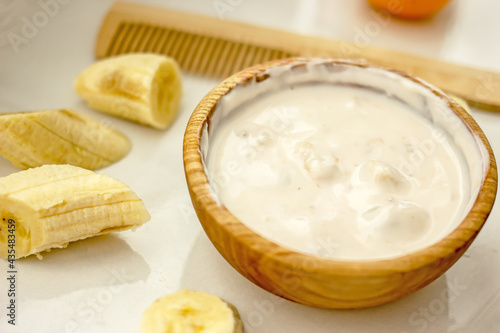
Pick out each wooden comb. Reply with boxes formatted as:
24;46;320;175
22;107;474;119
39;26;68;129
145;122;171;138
96;1;500;111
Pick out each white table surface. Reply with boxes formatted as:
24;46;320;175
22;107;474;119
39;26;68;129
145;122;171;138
1;1;500;332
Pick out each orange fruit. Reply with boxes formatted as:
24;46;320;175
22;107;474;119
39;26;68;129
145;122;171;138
367;0;451;20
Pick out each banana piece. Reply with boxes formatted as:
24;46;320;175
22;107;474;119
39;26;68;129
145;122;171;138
358;160;411;194
0;164;150;259
141;289;244;333
74;53;183;129
0;109;131;170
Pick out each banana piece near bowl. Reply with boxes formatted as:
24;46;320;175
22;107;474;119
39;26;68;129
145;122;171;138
141;289;244;333
0;109;131;170
0;164;150;259
74;53;183;129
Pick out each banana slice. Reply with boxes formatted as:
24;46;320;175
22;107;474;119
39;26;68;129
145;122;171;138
74;53;183;129
141;289;244;333
0;109;131;170
0;164;150;259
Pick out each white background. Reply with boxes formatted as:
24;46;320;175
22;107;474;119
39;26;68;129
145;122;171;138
1;0;500;332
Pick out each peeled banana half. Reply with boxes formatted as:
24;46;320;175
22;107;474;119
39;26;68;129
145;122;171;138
0;109;131;170
141;289;244;333
0;164;150;259
75;53;183;129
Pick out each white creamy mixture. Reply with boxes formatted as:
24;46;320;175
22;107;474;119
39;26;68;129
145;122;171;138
206;75;473;260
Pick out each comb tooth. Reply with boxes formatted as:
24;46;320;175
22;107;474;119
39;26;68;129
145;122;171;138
142;26;160;52
270;48;283;60
175;32;195;70
134;25;154;52
195;37;218;77
222;42;243;79
272;49;282;61
120;23;141;54
230;43;251;74
247;46;265;69
104;22;120;56
152;28;172;54
184;35;208;75
213;41;235;78
238;44;254;69
260;47;274;64
107;22;130;56
274;49;289;60
268;49;278;61
243;44;263;69
161;30;181;56
168;31;188;60
205;39;226;78
128;23;148;52
157;29;177;55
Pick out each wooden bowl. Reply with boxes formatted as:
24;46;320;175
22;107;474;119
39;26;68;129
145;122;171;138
183;58;497;309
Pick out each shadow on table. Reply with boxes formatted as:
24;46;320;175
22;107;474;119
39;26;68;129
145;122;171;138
16;233;150;300
181;232;458;333
0;156;19;177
